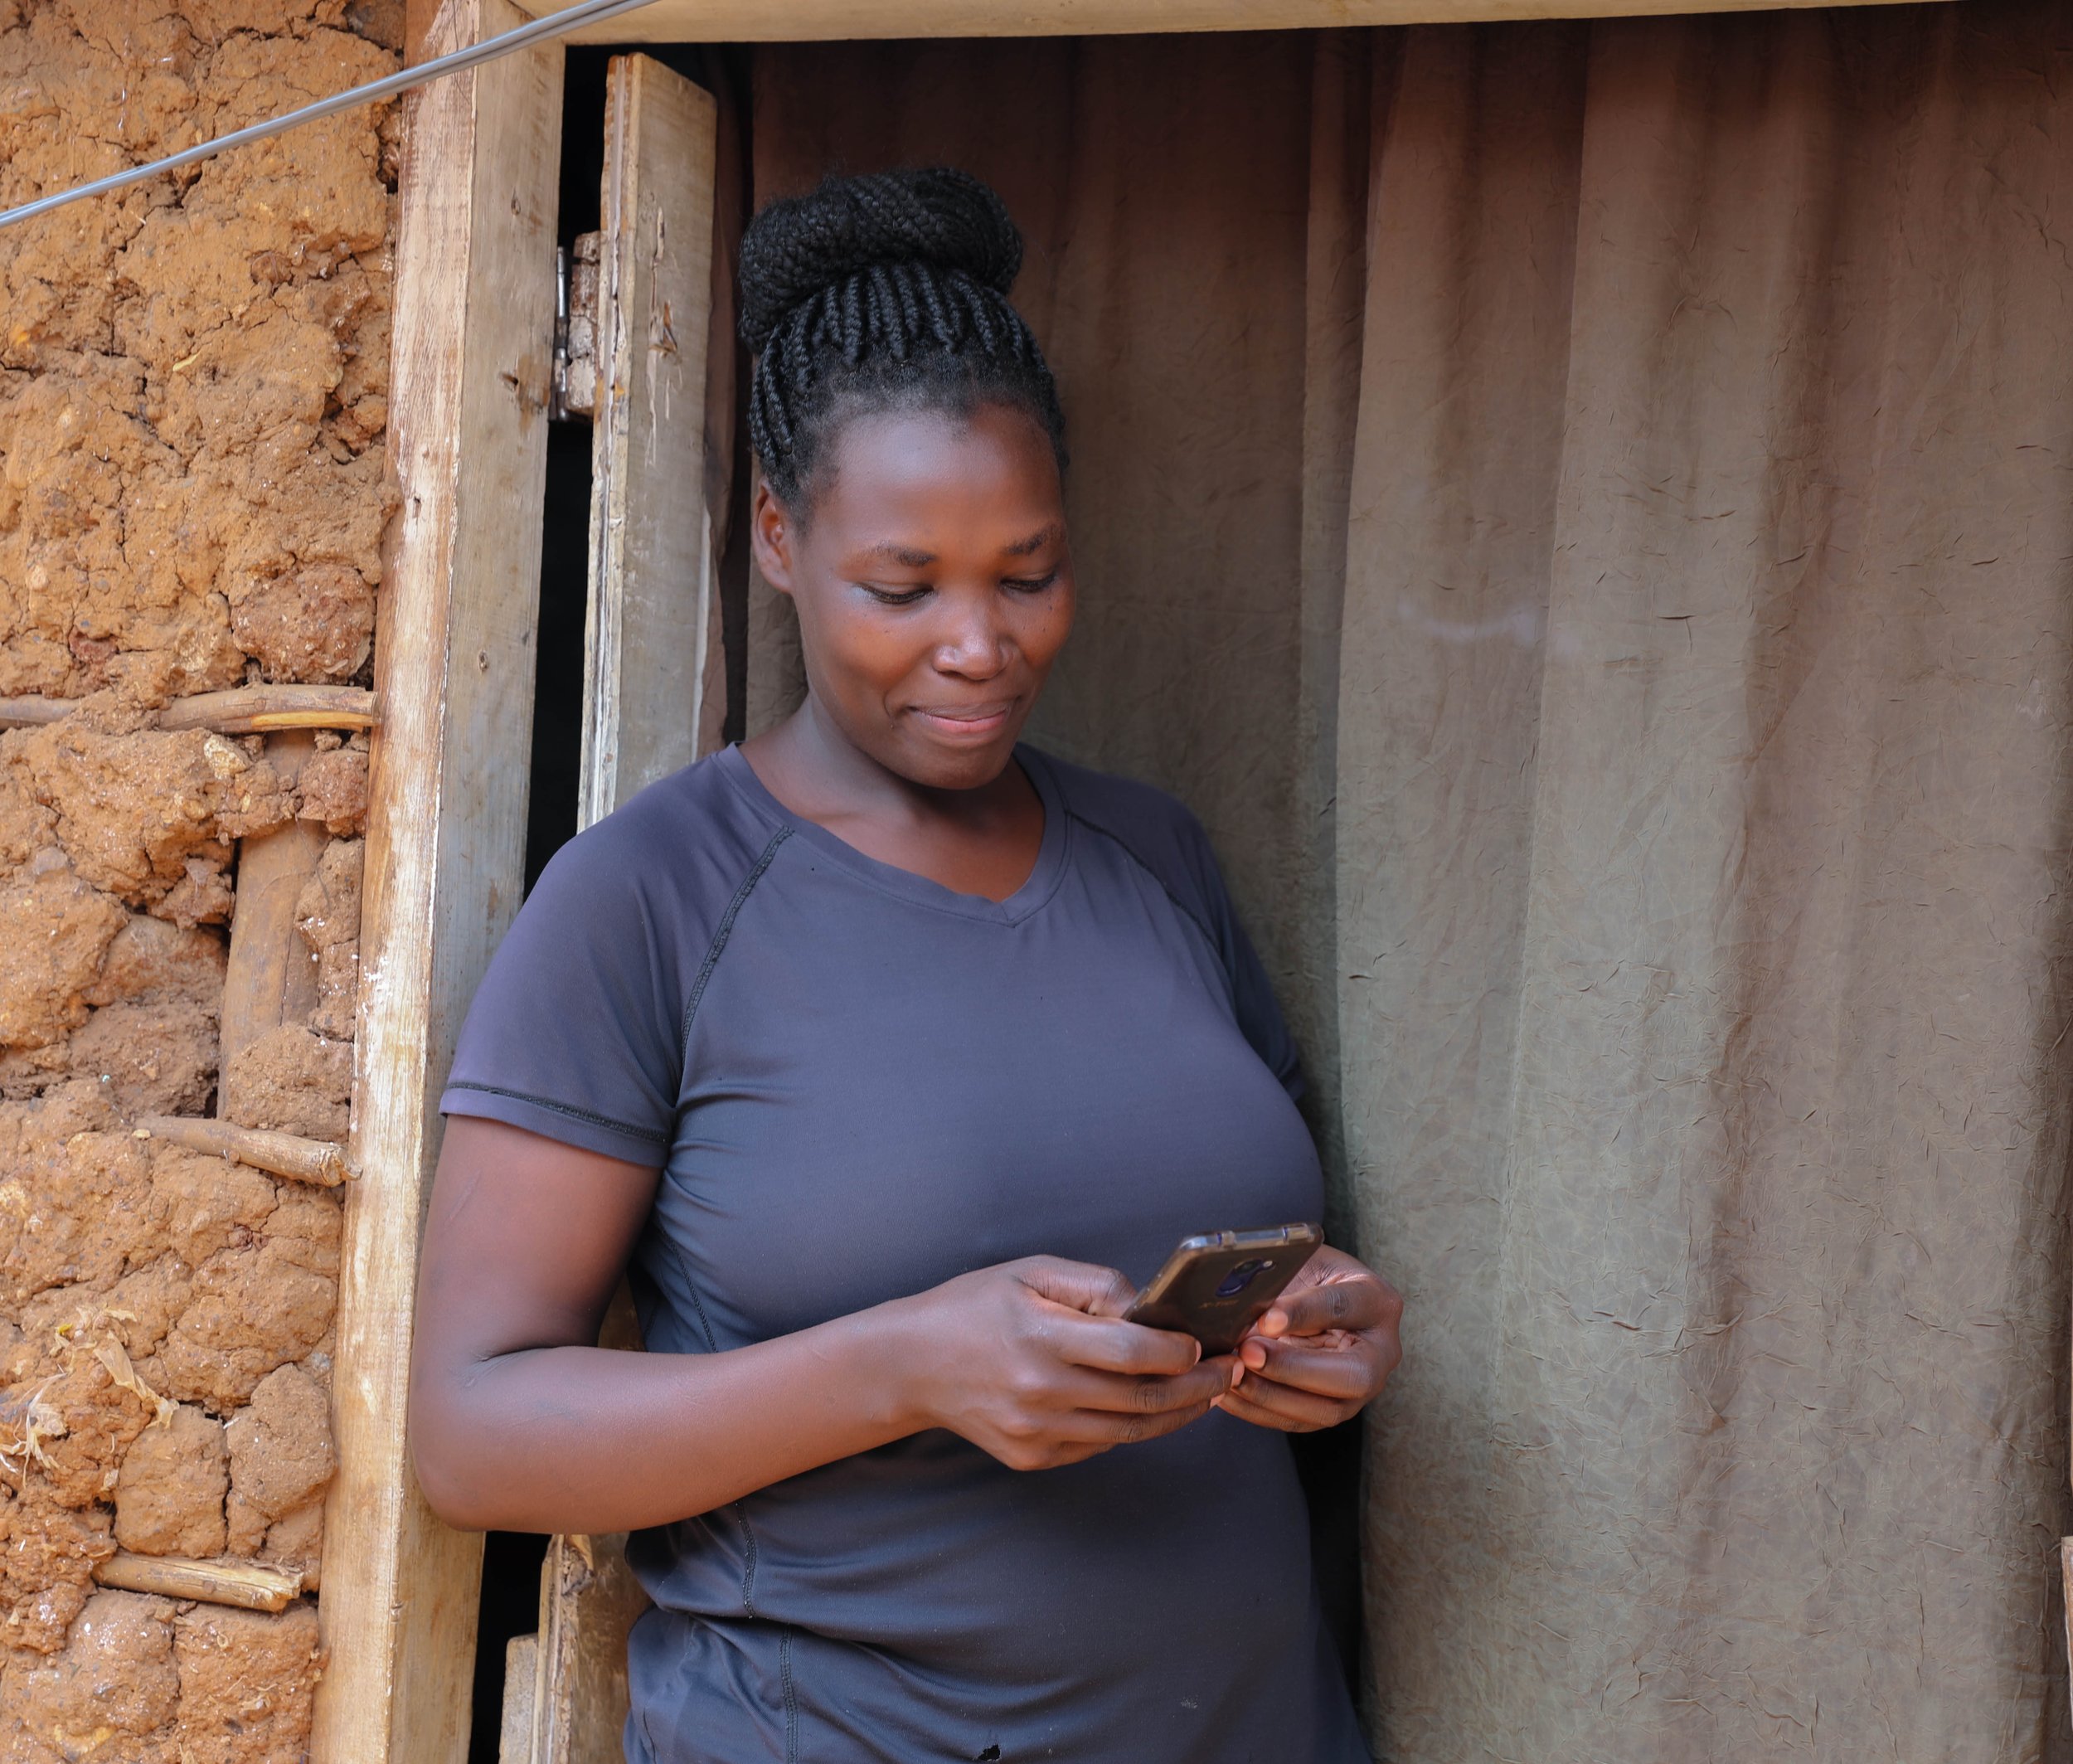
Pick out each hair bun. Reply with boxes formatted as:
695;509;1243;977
738;168;1024;356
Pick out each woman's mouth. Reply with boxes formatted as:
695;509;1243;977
909;701;1017;741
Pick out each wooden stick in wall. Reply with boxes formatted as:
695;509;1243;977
95;1551;304;1613
0;696;71;728
137;1115;353;1187
0;685;377;735
160;685;378;734
216;731;330;1104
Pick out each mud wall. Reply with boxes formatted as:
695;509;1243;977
0;2;401;1757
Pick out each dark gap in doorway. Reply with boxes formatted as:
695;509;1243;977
467;412;590;1764
1291;1420;1366;1703
466;44;611;1763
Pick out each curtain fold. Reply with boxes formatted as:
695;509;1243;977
1343;6;2073;1757
1334;20;1589;1757
743;8;2073;1754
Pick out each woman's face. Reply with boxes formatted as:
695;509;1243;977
751;401;1075;792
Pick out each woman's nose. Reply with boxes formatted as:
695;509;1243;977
932;593;1012;678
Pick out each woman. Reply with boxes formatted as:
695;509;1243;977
410;168;1403;1763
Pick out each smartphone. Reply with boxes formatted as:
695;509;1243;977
1124;1223;1323;1355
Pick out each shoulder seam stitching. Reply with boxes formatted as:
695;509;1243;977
680;827;793;1062
1063;807;1222;956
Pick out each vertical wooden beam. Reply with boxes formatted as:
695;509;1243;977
313;3;564;1759
579;54;723;824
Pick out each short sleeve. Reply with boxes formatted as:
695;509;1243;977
439;819;690;1167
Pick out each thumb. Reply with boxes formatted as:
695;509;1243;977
1015;1256;1138;1319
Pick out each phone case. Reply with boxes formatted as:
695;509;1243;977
1124;1223;1323;1354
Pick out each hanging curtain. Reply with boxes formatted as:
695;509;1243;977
1342;7;2073;1758
744;5;2073;1753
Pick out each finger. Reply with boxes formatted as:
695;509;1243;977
1260;1275;1389;1340
1015;1256;1139;1321
1212;1387;1347;1433
1235;1336;1381;1402
1066;1397;1217;1448
1059;1358;1231;1417
1046;1314;1203;1378
1228;1363;1359;1426
1216;1376;1352;1431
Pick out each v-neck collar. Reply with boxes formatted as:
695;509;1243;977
714;742;1070;927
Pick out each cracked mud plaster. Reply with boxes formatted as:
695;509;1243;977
0;3;399;1753
0;0;401;707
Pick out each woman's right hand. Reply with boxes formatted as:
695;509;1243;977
890;1256;1229;1471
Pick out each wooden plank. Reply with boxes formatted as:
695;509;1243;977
579;54;721;824
515;0;1930;44
96;1552;303;1613
137;1115;354;1188
528;1528;653;1764
310;2;565;1760
523;57;721;1762
499;1634;541;1764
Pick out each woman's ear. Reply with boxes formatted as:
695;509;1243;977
750;478;797;600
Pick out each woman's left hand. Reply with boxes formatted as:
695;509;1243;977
1213;1246;1403;1432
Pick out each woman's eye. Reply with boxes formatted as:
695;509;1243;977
1003;571;1058;595
860;584;930;607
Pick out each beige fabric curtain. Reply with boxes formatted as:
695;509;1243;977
745;6;2073;1754
1346;8;2073;1758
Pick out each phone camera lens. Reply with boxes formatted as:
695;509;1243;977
1215;1259;1270;1299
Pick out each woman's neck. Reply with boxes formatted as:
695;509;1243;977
740;695;1044;901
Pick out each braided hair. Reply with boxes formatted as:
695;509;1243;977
739;168;1067;510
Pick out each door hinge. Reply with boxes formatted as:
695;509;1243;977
551;232;601;423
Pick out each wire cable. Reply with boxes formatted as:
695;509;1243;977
0;0;665;234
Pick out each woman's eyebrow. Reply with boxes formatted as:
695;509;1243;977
1003;525;1062;557
859;542;937;567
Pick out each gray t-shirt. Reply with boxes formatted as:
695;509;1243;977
443;744;1367;1764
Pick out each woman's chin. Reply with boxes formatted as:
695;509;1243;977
887;724;1023;793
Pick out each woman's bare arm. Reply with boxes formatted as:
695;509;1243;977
408;1117;1229;1534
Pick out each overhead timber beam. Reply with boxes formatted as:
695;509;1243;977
312;1;564;1759
513;0;1928;44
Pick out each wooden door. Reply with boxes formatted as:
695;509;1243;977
499;51;722;1764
